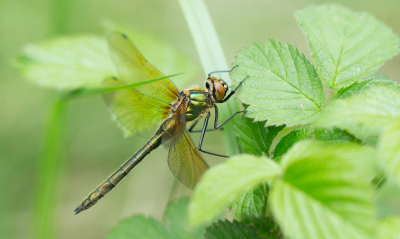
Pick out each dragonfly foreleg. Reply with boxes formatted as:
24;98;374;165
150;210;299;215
188;118;222;133
197;112;229;158
218;75;249;103
207;65;238;77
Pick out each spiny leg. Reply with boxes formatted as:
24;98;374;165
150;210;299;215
218;76;249;103
197;112;229;158
188;118;222;133
214;105;245;129
208;65;238;77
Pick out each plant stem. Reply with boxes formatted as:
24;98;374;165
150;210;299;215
178;0;240;155
33;0;71;236
33;97;68;239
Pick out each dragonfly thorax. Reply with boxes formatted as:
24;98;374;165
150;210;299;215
205;76;228;103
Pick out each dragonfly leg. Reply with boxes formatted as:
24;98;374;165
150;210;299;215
218;75;249;103
207;65;238;77
197;112;229;158
214;105;245;129
189;118;222;133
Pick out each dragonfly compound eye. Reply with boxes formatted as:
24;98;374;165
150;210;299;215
213;80;227;102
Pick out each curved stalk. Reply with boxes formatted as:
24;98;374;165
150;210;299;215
178;0;240;155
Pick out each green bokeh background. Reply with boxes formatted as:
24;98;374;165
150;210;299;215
1;0;399;238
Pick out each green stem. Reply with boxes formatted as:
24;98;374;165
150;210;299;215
33;97;68;239
33;0;71;237
51;0;70;35
178;0;239;155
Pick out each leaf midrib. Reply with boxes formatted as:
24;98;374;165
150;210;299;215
252;43;322;110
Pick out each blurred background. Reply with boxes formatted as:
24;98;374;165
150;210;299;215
1;0;399;238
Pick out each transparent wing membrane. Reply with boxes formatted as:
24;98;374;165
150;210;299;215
165;103;209;188
168;129;209;189
108;33;179;104
103;77;170;138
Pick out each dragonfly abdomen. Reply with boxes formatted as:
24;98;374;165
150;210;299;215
74;131;163;214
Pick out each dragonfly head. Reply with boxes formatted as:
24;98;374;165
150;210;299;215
205;76;229;103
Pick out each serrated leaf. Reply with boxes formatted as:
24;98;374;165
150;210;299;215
377;121;400;186
226;183;268;216
241;215;281;239
270;140;376;239
332;78;400;99
234;115;285;157
313;86;400;140
15;35;117;90
205;220;258;239
274;126;361;159
107;198;205;239
189;155;281;226
376;217;400;238
230;41;325;126
296;4;400;90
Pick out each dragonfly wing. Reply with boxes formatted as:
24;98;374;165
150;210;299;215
166;102;209;189
108;33;179;104
168;129;209;189
103;77;170;138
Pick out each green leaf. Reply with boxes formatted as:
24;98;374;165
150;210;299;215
377;121;400;186
230;114;283;216
205;220;258;239
15;35;117;90
226;183;268;216
230;41;325;126
274;126;361;159
107;198;205;239
107;215;170;239
269;140;376;239
313;86;400;140
189;155;281;226
296;4;400;90
376;181;400;218
240;215;281;239
332;78;400;99
376;217;400;238
234;115;285;157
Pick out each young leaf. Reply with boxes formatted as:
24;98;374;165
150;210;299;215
296;4;400;90
189;155;281;226
332;78;400;99
226;183;268;216
205;220;258;239
376;217;400;238
274;126;361;159
15;35;117;90
107;198;205;239
377;121;400;186
234;115;285;157
230;41;325;127
313;86;400;140
269;140;376;239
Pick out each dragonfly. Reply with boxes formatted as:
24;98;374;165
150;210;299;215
74;33;247;214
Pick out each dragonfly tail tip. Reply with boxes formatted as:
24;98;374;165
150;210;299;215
74;204;85;215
